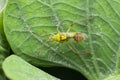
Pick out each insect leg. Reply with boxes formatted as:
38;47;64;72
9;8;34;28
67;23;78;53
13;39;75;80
66;22;76;32
57;26;60;33
66;17;93;32
67;42;90;54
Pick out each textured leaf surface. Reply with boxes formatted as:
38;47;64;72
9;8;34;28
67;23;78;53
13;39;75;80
2;55;60;80
4;0;120;80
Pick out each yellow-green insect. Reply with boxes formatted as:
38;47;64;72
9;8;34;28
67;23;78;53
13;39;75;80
49;32;87;42
49;19;88;43
33;18;91;54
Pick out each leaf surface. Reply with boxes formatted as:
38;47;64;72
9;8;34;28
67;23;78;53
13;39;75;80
4;0;120;80
2;55;60;80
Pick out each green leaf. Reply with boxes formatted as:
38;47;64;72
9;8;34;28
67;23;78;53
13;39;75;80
3;0;120;80
2;55;60;80
0;0;9;78
0;0;9;69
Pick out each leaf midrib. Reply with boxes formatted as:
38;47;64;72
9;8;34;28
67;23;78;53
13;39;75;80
86;0;100;79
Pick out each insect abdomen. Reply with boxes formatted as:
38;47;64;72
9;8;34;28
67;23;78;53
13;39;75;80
73;32;87;42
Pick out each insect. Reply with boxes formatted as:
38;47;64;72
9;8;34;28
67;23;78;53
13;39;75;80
33;17;92;54
49;32;87;42
49;18;90;43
